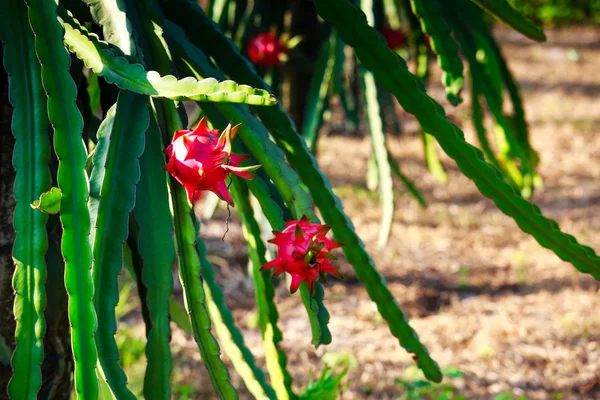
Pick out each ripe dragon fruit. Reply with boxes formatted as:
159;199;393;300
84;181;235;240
261;217;344;293
164;118;259;205
248;32;290;67
378;27;407;50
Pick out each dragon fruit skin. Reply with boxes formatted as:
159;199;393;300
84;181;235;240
261;217;344;293
248;33;289;67
164;118;259;205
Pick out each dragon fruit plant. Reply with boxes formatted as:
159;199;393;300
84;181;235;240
1;0;599;399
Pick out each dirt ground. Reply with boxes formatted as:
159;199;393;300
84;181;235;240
169;26;600;399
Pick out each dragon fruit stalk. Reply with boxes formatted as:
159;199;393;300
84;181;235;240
164;117;259;205
261;217;344;293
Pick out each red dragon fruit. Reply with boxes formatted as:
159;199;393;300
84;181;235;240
164;118;259;205
378;27;407;50
261;217;344;293
248;32;290;67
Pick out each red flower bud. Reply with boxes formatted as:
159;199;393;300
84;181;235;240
378;27;406;50
164;118;259;205
261;217;344;294
248;33;289;67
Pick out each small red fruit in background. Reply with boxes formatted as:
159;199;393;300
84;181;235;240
424;34;432;49
261;217;344;293
248;32;289;67
378;27;406;50
164;118;259;205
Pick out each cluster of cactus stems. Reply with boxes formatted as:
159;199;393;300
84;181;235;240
1;0;599;399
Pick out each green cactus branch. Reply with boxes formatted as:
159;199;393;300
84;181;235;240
89;91;147;400
26;0;98;397
1;1;50;398
409;0;464;105
57;6;276;105
313;0;600;280
133;117;176;400
469;0;546;42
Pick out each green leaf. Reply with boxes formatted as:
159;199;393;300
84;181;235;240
31;187;61;215
1;0;50;397
163;0;440;381
90;90;148;400
314;0;600;280
469;0;546;42
56;6;276;105
26;0;98;397
409;0;464;105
